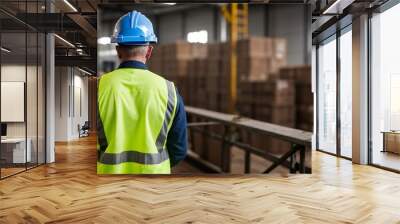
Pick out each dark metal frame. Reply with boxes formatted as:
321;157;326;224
186;107;312;174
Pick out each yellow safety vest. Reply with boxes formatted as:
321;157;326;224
97;67;177;174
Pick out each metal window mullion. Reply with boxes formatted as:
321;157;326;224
72;68;73;118
0;20;2;179
44;12;47;164
25;0;28;171
367;11;373;165
316;44;320;150
336;29;341;157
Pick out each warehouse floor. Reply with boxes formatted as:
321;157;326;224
1;136;400;223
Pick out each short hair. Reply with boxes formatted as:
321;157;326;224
116;45;149;57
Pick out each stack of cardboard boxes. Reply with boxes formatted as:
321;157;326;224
148;38;312;165
238;79;296;154
237;37;287;81
204;43;230;112
276;66;313;131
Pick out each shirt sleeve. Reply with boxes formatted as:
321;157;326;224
166;90;188;167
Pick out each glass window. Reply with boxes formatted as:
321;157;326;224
339;28;352;158
1;16;28;178
317;36;337;154
0;0;46;179
371;3;400;171
187;30;208;43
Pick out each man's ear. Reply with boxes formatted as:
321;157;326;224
146;45;153;60
116;45;122;59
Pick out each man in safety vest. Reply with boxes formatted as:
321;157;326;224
97;11;188;174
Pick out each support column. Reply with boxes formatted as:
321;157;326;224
312;45;317;150
46;0;55;163
352;14;369;164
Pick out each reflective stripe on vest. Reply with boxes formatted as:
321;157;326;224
98;80;175;165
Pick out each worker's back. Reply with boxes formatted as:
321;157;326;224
97;67;177;174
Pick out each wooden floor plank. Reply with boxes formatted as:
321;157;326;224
0;136;399;223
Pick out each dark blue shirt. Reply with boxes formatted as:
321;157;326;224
119;60;188;167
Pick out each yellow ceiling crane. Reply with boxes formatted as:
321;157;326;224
221;3;249;113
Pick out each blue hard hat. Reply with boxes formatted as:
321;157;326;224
111;11;157;45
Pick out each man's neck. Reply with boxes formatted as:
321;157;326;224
121;57;146;64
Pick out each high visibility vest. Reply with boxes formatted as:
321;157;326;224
97;67;177;174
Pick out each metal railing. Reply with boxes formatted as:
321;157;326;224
186;106;312;174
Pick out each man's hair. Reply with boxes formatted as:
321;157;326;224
117;45;149;57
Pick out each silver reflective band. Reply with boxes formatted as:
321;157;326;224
155;81;176;152
98;80;176;165
100;148;169;165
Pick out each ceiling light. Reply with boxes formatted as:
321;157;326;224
54;34;75;48
162;3;176;5
1;47;11;53
63;0;78;12
97;37;111;45
77;67;93;76
323;0;354;15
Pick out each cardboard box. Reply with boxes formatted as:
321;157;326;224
296;83;313;105
205;126;225;167
148;58;163;75
238;37;269;57
192;43;208;59
162;59;191;77
278;65;311;84
271;38;287;60
296;105;313;124
162;41;192;60
207;59;222;76
238;56;271;81
207;43;222;60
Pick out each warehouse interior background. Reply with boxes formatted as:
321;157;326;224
98;3;312;174
0;0;400;222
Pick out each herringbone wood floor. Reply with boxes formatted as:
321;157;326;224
1;136;400;223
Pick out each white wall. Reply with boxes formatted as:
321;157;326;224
267;5;309;65
55;67;89;141
249;6;266;36
156;5;309;65
159;13;184;43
